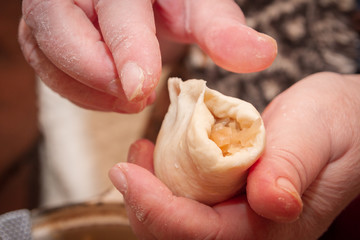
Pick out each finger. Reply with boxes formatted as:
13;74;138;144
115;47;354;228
22;0;119;96
19;19;149;113
213;197;275;239
74;0;96;21
154;0;277;73
246;78;337;222
298;157;360;238
127;139;155;173
94;0;161;102
109;163;222;240
114;138;155;239
146;91;157;106
109;163;282;239
298;74;360;235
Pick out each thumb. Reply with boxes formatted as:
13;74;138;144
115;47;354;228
246;80;333;222
109;140;221;239
154;0;277;73
109;163;222;240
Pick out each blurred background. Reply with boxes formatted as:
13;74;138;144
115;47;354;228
0;0;40;214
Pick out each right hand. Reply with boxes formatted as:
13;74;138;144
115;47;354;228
18;0;277;113
109;72;360;239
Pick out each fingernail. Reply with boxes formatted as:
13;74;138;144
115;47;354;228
276;177;303;221
128;142;141;163
276;177;302;208
256;33;278;58
108;79;121;96
120;62;145;101
111;163;128;194
258;33;277;47
276;177;298;197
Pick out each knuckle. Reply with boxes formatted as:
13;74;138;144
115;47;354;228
273;147;308;193
18;21;39;66
129;201;150;224
109;32;131;55
22;0;45;22
22;0;56;27
104;25;136;55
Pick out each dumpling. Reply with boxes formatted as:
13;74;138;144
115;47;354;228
153;78;265;205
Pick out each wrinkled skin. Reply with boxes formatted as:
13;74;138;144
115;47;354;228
109;72;360;240
18;0;276;113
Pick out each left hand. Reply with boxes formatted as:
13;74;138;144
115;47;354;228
109;72;360;239
19;0;276;113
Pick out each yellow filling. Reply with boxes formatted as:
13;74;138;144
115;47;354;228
209;117;261;156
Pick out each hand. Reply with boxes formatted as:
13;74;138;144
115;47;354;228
18;0;277;113
109;72;360;239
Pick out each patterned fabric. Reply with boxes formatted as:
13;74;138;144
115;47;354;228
0;209;32;240
184;0;358;111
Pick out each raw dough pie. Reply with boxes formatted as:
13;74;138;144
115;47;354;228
154;78;265;205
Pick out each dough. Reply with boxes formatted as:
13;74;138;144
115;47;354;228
154;78;265;205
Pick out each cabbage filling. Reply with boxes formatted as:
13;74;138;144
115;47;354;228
209;117;261;156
